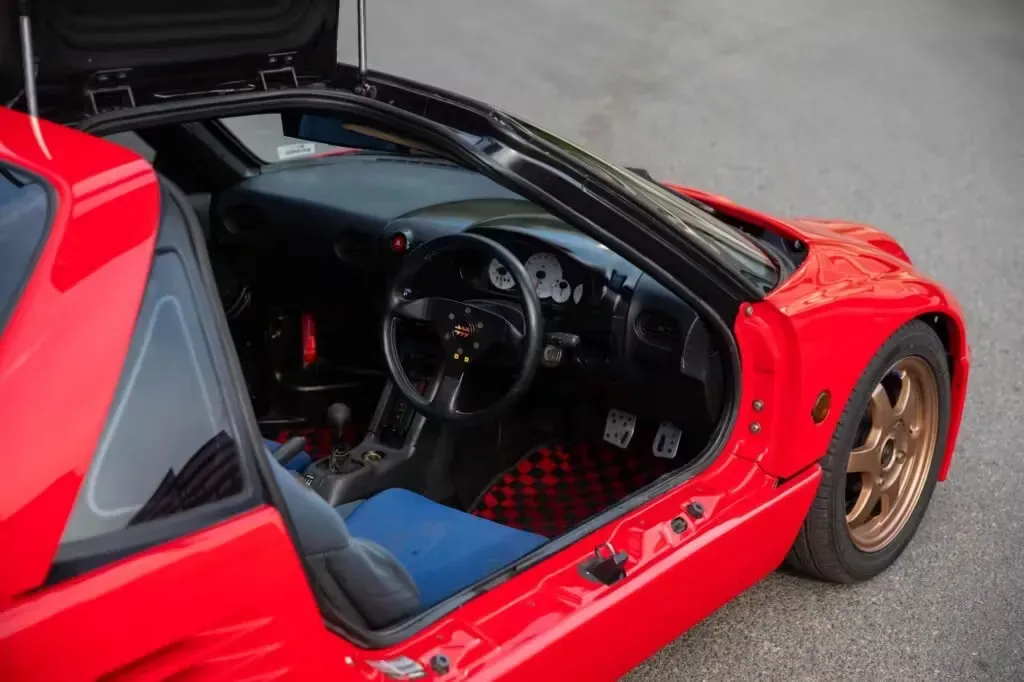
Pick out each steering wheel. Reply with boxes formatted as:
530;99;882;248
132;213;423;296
381;233;543;422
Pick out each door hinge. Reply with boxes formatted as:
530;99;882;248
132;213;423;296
258;53;299;90
578;542;629;585
86;69;135;114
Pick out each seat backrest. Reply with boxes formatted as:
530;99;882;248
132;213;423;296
267;456;420;629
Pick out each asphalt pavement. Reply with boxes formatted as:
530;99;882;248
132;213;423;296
248;0;1024;678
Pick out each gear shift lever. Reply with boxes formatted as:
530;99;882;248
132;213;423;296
326;403;353;472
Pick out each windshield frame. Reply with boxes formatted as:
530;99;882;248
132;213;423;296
506;118;780;294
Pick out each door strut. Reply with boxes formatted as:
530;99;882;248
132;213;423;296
353;0;377;98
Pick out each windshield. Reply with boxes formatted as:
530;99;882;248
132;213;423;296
512;120;779;293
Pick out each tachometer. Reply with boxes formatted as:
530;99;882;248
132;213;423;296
551;279;572;303
488;258;516;291
524;252;562;299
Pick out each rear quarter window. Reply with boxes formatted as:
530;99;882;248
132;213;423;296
0;165;50;333
59;249;248;545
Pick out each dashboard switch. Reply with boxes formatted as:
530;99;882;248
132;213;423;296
542;344;564;367
389;231;410;252
545;332;581;349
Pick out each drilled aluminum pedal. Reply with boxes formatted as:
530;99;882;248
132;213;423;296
652;421;683;459
603;409;637;449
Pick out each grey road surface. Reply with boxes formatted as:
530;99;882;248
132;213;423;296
233;0;1023;678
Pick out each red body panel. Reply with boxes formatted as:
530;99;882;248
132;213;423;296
0;508;328;682
358;458;820;681
670;184;970;482
0;108;967;682
0;109;160;599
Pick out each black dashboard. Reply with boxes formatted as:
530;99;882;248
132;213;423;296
212;152;723;407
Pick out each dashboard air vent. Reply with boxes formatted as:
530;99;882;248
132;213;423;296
636;310;680;348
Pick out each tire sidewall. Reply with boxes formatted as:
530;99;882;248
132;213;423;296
828;322;952;579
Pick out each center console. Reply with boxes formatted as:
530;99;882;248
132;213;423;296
302;377;436;506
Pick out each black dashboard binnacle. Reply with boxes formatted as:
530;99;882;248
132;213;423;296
212;152;723;403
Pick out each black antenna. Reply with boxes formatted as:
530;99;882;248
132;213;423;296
18;0;39;118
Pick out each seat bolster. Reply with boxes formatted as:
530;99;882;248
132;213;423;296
317;538;420;629
268;454;420;627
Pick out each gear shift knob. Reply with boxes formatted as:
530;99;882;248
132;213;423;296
326;403;352;437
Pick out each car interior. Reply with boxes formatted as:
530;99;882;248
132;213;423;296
108;115;732;630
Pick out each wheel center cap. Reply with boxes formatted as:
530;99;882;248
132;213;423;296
881;438;896;471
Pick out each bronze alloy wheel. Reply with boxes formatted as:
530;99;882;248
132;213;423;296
845;356;940;552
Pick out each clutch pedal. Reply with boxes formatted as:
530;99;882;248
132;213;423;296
603;409;637;449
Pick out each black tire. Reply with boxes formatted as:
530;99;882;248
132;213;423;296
786;320;951;583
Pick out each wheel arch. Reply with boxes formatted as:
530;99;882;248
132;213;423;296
916;310;970;481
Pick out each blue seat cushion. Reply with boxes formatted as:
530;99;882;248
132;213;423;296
263;438;313;473
345;488;547;610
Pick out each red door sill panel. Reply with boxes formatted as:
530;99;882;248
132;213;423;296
359;457;821;682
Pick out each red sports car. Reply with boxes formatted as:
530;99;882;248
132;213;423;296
0;1;969;680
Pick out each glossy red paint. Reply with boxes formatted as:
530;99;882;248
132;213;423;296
0;108;160;599
314;459;820;681
0;507;332;681
303;300;822;680
0;105;968;682
669;183;969;482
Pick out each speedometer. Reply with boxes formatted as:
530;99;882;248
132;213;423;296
488;258;516;291
523;252;562;299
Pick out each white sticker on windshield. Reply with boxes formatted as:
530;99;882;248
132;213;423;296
276;142;316;160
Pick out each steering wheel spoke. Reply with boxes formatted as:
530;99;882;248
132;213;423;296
429;367;465;417
501;318;525;349
382;233;543;422
391;295;436;322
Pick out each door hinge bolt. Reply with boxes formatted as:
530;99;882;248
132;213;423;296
753;399;764;411
685;501;705;519
750;422;762;433
670;517;688;533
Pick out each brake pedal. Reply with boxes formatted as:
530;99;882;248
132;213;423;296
652;421;683;459
603;409;637;449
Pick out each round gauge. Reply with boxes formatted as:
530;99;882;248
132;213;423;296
524;252;563;299
572;283;584;304
551;279;572;303
487;258;516;291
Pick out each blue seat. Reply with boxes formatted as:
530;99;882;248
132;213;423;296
267;455;547;626
263;438;313;473
343;488;547;610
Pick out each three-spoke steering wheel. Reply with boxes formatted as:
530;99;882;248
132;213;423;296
381;233;543;422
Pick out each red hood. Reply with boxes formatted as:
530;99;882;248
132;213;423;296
667;183;912;264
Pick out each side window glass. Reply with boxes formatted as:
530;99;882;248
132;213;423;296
0;165;50;331
60;248;249;545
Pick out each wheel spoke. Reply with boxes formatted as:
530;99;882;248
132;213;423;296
891;369;917;426
878;473;900;516
847;475;880;528
848;429;883;477
868;383;896;429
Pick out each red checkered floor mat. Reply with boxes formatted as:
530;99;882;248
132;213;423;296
468;442;671;537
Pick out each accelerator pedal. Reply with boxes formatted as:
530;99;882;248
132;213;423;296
652;421;683;459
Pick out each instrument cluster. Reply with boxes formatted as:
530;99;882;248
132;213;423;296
486;251;585;304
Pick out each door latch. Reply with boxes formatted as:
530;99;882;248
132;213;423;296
578;542;629;585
